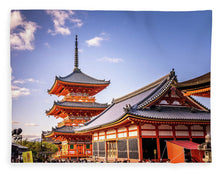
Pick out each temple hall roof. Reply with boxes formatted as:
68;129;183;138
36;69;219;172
76;70;210;132
76;72;172;131
175;72;210;90
128;106;210;121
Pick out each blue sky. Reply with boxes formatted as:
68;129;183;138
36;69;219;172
11;10;211;140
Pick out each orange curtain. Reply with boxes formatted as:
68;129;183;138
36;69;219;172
167;141;185;163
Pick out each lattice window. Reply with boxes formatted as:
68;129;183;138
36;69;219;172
117;139;127;158
93;142;98;156
128;138;139;159
98;141;105;157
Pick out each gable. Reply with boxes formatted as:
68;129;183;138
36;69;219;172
141;85;209;111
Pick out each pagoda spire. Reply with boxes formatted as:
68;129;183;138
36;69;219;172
74;35;79;70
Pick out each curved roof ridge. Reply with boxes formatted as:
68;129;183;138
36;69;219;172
114;73;170;104
57;68;110;84
136;75;175;109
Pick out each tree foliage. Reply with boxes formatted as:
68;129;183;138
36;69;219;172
18;139;58;162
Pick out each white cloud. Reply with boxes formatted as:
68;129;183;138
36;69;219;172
11;73;40;98
26;78;40;83
24;123;39;126
46;10;83;36
13;78;40;84
10;11;23;30
11;85;30;98
85;33;109;47
86;36;104;47
97;57;124;63
10;11;39;51
13;80;25;84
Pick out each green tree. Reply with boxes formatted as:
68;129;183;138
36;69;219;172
18;140;58;162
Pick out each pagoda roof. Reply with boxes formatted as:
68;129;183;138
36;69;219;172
76;70;210;132
56;68;110;85
52;126;76;133
48;68;110;96
54;101;108;108
43;126;92;139
46;101;108;116
46;101;108;114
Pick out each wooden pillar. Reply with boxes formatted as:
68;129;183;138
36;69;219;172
68;142;70;160
188;125;192;141
115;128;118;160
172;125;176;140
137;125;143;162
105;131;107;162
155;125;161;161
126;126;130;160
203;125;207;137
83;143;85;156
97;132;99;141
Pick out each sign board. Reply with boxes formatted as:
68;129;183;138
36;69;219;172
22;151;33;163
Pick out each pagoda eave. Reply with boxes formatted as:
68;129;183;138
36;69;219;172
48;79;109;96
46;103;107;119
44;130;91;140
46;104;107;114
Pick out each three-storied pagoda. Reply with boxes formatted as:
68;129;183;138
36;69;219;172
44;35;110;160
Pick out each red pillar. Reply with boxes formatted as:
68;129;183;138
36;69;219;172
155;125;161;161
137;125;143;162
188;125;192;141
115;128;118;161
203;125;207;137
126;126;130;160
172;125;176;140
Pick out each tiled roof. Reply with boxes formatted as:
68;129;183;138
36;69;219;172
52;126;76;133
12;143;28;149
135;75;174;109
175;72;210;90
56;68;110;85
128;106;210;121
76;73;171;132
55;101;108;108
76;70;210;132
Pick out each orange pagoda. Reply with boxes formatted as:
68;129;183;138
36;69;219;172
43;35;110;160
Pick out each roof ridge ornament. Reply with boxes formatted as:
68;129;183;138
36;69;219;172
74;35;79;71
169;68;177;81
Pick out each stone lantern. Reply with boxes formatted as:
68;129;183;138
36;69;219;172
198;134;211;163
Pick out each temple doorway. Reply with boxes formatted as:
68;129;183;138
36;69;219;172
142;138;157;161
107;141;117;159
76;144;83;155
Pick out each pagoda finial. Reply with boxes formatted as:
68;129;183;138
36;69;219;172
74;35;79;70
